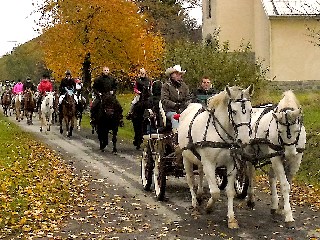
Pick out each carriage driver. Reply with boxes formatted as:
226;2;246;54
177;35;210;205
161;64;191;172
90;66;123;126
161;65;191;133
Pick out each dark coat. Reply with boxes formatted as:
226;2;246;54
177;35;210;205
23;81;36;92
161;79;190;113
192;87;217;105
59;77;76;95
92;74;117;95
135;76;151;101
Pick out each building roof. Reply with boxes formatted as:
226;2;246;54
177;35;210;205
261;0;320;17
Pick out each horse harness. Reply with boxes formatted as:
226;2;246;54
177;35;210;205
250;105;305;168
182;97;252;175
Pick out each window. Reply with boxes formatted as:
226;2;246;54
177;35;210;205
207;0;212;18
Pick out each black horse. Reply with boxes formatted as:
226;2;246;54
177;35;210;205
93;94;123;153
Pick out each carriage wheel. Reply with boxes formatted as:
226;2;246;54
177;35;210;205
141;141;154;191
154;153;166;201
216;167;228;190
234;171;249;199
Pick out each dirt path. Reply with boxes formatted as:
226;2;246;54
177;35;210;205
9;115;320;239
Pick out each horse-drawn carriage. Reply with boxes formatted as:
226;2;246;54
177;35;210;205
140;86;306;229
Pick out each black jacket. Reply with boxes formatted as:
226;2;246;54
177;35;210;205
92;74;117;95
23;81;36;92
60;77;76;95
192;87;217;104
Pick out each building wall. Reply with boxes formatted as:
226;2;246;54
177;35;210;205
202;0;255;50
270;18;320;81
202;0;320;82
253;1;271;76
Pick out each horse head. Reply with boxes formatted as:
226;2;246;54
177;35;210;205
272;90;303;157
227;85;254;145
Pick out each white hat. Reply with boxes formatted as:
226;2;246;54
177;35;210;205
165;64;186;76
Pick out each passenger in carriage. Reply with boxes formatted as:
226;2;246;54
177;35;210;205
37;73;53;111
90;66;123;127
191;76;217;105
161;64;191;133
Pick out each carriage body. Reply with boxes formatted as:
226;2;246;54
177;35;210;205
141;107;186;200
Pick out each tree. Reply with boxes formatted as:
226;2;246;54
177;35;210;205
0;39;47;82
36;0;165;90
135;0;201;43
163;33;268;92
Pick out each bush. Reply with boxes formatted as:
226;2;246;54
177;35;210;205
163;33;269;92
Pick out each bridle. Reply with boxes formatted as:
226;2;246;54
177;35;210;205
227;97;252;138
276;107;303;147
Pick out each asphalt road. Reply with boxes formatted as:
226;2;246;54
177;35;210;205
8;113;320;240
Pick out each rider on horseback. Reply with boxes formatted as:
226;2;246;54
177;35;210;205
59;70;77;103
13;80;25;110
37;73;53;111
90;66;123;127
23;77;37;93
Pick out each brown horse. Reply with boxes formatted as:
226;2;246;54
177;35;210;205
1;90;12;117
60;90;76;137
24;90;36;125
52;91;59;124
14;93;24;122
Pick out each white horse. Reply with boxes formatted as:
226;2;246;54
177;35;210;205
247;90;306;228
178;85;254;229
40;92;54;133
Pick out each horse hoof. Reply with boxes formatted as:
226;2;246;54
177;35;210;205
247;200;255;209
228;219;239;229
285;221;295;229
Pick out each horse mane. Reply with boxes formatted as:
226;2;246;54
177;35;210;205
206;90;227;112
277;90;300;111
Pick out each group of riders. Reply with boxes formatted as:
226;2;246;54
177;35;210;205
0;64;217;154
0;70;85;122
88;64;217;152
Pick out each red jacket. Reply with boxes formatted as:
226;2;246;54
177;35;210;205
38;79;53;95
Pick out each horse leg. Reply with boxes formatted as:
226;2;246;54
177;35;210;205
246;162;256;209
225;167;238;229
183;151;199;209
270;157;295;227
68;117;74;137
59;116;64;134
201;160;220;211
111;128;118;153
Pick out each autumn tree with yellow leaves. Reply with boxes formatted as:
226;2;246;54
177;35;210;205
36;0;165;89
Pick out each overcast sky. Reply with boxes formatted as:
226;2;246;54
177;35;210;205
0;1;201;57
0;0;42;57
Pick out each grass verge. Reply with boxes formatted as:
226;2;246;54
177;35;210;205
0;116;85;238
